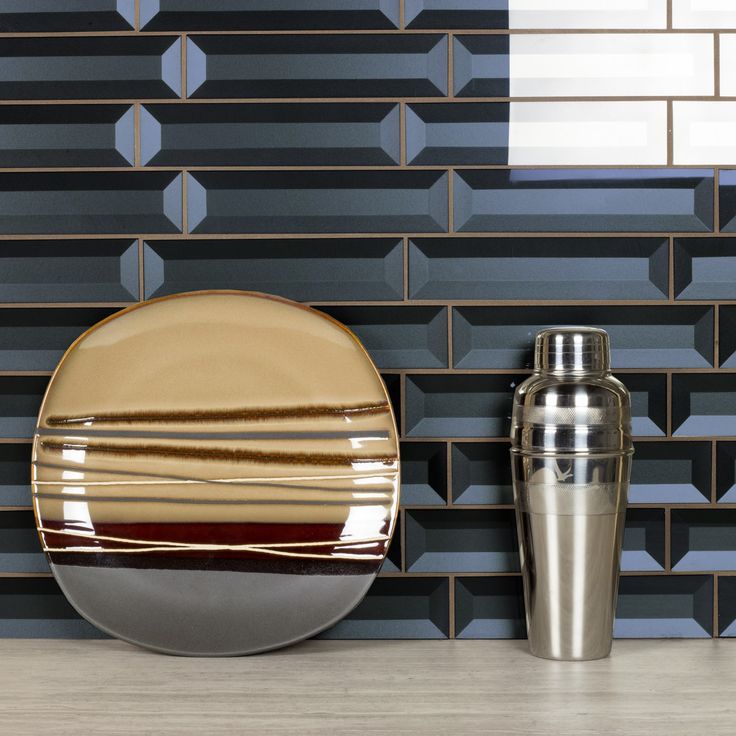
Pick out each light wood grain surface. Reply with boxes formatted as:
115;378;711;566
0;639;734;735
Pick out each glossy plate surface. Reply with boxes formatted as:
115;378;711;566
32;290;399;655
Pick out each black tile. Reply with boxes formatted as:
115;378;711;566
672;510;736;571
0;377;48;438
0;173;181;235
0;579;104;638
0;511;47;574
452;442;512;505
141;103;400;166
454;169;714;233
717;443;736;502
381;534;402;573
0;308;118;371
0;37;181;100
319;577;449;639
452;305;714;369
407;0;508;29
405;508;518;572
405;374;517;438
187;171;447;234
630;441;710;504
622;509;665;572
453;36;509;97
0;1;134;31
400;442;447;506
718;306;736;368
187;34;447;99
144;238;402;301
673;374;736;437
718;576;736;636
623;374;667;437
382;373;402;428
0;444;30;507
410;237;669;301
674;238;736;300
0;240;138;303
406;103;508;165
615;576;712;638
0;105;133;167
318;305;447;369
454;577;525;639
719;170;736;232
141;0;400;30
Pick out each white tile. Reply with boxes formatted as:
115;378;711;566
508;101;667;165
509;0;667;29
673;0;736;29
509;33;714;98
721;35;736;96
674;101;736;164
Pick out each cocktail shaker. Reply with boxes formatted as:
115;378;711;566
510;327;633;661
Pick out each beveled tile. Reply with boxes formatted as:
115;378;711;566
141;103;400;166
718;170;736;231
508;101;667;166
0;173;182;235
400;442;447;506
0;511;48;574
453;35;509;97
141;0;400;30
675;238;736;300
452;442;513;505
406;1;508;29
0;376;47;439
0;444;30;508
187;171;448;234
0;105;133;167
406;103;508;165
509;0;666;29
623;374;668;437
509;33;713;98
673;0;736;29
672;374;736;436
672;510;736;571
0;37;181;100
721;35;736;96
187;34;447;99
674;102;736;165
453;169;714;233
454;577;525;640
0;1;134;31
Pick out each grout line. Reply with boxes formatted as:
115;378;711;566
715;303;720;368
399;372;406;438
446;441;453;506
667;0;672;30
448;574;456;639
181;170;188;234
448;168;454;233
666;371;673;437
667;100;673;166
399;102;407;166
134;0;140;31
402;236;409;301
712;440;718;503
715;168;721;232
399;0;405;29
668;235;675;302
715;33;721;98
400;508;406;572
447;306;453;368
714;574;720;637
133;102;141;167
137;237;144;302
664;507;672;572
447;32;454;98
181;32;187;100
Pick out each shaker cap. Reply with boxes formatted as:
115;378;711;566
535;327;610;374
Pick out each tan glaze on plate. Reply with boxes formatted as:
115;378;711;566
31;290;400;656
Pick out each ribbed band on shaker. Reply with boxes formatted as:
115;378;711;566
534;327;611;374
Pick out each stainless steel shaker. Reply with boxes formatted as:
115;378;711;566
510;327;633;661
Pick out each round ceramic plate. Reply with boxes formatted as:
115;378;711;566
32;291;399;655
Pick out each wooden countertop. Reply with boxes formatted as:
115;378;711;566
1;639;734;735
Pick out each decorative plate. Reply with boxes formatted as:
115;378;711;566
32;291;399;655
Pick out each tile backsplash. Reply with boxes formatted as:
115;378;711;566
2;1;736;641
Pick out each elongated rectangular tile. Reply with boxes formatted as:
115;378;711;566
187;35;447;99
0;105;133;167
400;442;447;506
453;169;714;233
509;0;667;29
674;0;736;28
624;374;668;437
188;171;447;234
0;37;181;100
0;579;105;639
141;0;400;30
453;36;509;97
0;444;30;507
674;102;736;165
673;374;736;436
721;36;736;96
717;306;736;367
622;510;665;572
406;103;508;165
0;1;134;31
406;509;518;572
508;101;667;166
141;103;399;166
675;238;736;300
452;306;714;369
317;306;447;368
319;578;449;639
0;173;181;235
410;237;669;300
0;377;47;439
455;577;526;639
630;441;711;503
0;308;117;371
0;511;47;574
406;1;507;29
0;240;138;303
509;34;713;98
717;443;736;502
672;510;736;571
719;577;736;636
718;170;736;231
144;238;402;301
614;576;712;637
452;442;513;505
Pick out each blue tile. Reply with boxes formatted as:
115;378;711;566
455;577;525;640
672;510;736;571
0;444;30;508
0;512;48;574
673;374;736;437
622;510;665;572
0;1;134;31
0;377;47;439
717;443;736;502
407;0;508;29
454;169;714;233
453;35;509;97
400;442;447;506
719;170;736;231
674;238;736;299
718;576;736;636
452;443;512;505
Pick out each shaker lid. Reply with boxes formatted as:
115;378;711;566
534;326;610;374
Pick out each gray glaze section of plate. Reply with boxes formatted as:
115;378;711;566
52;564;375;656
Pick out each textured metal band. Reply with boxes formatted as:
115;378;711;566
515;481;627;515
